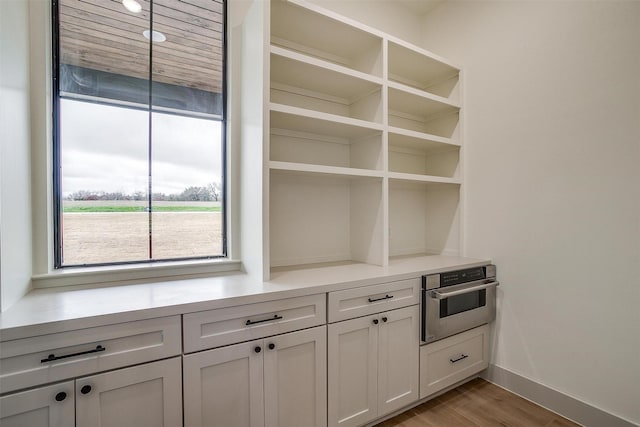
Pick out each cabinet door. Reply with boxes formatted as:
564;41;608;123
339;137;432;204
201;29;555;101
76;357;182;427
0;381;74;427
183;340;265;427
264;326;327;427
377;305;419;417
328;315;379;427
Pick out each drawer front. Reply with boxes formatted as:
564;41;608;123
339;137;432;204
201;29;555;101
419;324;489;399
328;278;420;323
183;294;326;353
0;316;181;394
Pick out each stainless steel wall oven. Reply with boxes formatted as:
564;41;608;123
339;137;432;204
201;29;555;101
421;265;498;344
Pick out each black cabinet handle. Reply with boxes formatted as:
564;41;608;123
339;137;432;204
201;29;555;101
268;343;275;350
450;354;469;364
382;317;388;323
368;294;393;303
41;345;106;363
373;319;379;325
55;392;67;402
254;346;262;353
246;314;283;326
80;385;92;395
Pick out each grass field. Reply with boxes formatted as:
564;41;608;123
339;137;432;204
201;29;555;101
62;211;223;265
63;206;221;213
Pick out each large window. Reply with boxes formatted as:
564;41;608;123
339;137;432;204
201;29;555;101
53;0;226;267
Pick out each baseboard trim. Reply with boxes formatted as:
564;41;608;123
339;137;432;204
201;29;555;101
482;364;637;427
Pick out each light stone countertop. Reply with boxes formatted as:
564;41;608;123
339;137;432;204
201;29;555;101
0;255;490;341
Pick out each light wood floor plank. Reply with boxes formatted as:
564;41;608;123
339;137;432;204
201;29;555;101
375;378;581;427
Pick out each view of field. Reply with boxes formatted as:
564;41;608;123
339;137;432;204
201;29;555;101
61;201;223;265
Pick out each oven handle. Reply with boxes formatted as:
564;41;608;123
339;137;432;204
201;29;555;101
431;280;499;300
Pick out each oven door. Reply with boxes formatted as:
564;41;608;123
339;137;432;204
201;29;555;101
422;279;499;343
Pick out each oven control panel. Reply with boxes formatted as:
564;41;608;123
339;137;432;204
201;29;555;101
440;267;486;287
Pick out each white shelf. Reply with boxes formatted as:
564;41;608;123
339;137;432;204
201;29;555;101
388;40;460;101
267;1;464;275
388;85;460;138
389;180;461;258
271;45;382;86
388;126;458;147
269;102;383;131
269;161;384;179
271;0;383;76
388;172;461;185
271;47;383;124
270;170;384;268
389;131;460;179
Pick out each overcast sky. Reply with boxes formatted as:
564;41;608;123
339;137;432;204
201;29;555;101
60;99;222;197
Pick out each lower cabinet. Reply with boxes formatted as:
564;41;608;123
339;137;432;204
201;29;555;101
327;305;419;427
419;324;489;399
0;357;182;427
183;325;327;427
0;381;74;427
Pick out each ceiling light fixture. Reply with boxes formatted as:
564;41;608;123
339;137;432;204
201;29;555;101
122;0;142;13
143;30;167;43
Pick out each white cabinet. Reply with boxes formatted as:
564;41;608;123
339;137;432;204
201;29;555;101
0;381;74;427
420;324;490;399
0;316;182;427
0;315;181;394
183;294;326;352
0;358;182;427
76;357;182;427
265;0;463;277
328;305;419;427
183;325;327;427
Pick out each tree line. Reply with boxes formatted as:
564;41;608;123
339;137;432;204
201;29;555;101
66;183;222;202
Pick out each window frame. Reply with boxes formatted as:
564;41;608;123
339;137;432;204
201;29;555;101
50;0;229;269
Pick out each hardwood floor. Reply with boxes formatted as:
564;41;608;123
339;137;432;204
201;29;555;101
375;378;581;427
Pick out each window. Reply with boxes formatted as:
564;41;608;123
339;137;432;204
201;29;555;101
53;0;226;267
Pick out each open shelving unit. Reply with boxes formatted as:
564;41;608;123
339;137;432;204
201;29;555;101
265;0;463;276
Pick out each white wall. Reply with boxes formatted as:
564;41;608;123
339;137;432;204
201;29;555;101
0;0;34;311
421;1;640;424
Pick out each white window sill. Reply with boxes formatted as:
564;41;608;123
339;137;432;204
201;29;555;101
31;258;243;290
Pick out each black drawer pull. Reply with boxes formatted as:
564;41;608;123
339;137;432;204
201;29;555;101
246;314;283;326
41;345;106;363
450;354;469;364
55;392;67;402
368;294;393;303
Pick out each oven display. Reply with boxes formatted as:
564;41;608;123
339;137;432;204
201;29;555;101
440;267;486;287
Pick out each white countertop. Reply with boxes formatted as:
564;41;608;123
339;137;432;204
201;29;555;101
0;255;489;341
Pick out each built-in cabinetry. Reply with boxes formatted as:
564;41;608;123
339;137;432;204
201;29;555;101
182;294;327;427
327;279;420;427
266;0;462;276
420;324;490;399
0;317;183;427
0;265;493;427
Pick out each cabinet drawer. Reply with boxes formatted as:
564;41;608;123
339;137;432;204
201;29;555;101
419;324;489;399
0;316;181;394
183;294;326;353
328;278;419;323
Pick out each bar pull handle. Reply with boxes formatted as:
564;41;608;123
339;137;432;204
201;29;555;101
432;281;499;300
368;294;394;303
41;345;106;363
246;314;283;326
450;354;469;364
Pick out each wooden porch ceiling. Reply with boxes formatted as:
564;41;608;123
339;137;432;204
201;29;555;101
59;0;224;93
